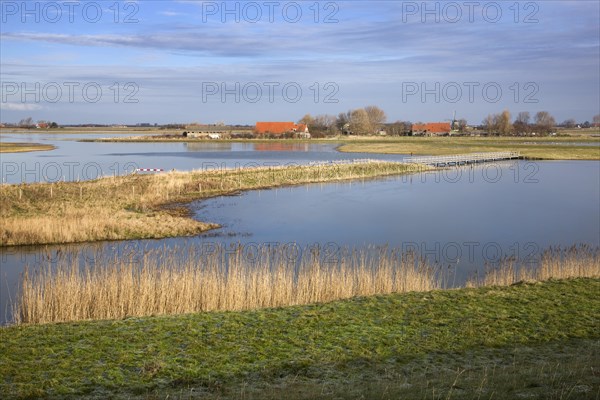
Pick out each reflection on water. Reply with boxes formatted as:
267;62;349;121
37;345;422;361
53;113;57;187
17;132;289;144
184;142;314;152
184;142;241;151
0;134;404;183
252;143;312;152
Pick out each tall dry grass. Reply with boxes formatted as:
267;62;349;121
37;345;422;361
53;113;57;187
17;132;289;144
466;244;600;287
13;244;599;325
14;246;441;324
1;161;427;246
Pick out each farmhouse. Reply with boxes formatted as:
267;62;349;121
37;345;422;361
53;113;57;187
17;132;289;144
412;122;452;136
255;122;310;136
182;131;223;139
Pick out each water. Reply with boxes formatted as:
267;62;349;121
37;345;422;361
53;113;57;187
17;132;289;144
1;135;598;324
0;132;405;183
193;160;599;262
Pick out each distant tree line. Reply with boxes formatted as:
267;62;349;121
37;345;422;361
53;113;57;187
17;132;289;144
482;110;600;136
15;117;58;129
299;106;599;138
298;105;390;137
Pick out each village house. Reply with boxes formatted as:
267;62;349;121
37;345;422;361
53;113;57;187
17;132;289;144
181;124;229;139
255;122;310;137
411;122;452;136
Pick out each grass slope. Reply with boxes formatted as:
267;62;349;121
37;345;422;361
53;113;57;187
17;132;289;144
338;136;600;160
1;278;598;399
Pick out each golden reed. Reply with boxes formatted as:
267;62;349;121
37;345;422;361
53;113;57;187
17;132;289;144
13;244;599;325
466;244;600;287
14;246;439;324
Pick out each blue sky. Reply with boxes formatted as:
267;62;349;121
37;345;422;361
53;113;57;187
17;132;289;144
1;0;599;125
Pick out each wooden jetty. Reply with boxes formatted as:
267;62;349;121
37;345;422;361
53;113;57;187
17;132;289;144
404;152;521;167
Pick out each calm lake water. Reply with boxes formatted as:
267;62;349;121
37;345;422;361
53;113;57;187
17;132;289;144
1;134;599;324
0;133;403;183
191;160;599;267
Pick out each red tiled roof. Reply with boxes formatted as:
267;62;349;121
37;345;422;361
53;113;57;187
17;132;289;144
255;122;297;134
255;122;309;134
412;122;451;133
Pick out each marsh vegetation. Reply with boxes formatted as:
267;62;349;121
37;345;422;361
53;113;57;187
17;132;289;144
13;244;599;325
0;161;427;246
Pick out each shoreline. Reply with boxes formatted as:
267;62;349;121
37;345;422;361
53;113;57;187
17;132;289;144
336;136;600;160
0;161;429;247
82;135;600;160
0;142;56;153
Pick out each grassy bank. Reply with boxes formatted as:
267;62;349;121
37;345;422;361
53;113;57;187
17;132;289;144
0;162;427;246
338;136;600;160
1;278;598;399
0;142;55;153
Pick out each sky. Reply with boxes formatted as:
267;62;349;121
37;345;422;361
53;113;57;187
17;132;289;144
0;0;599;125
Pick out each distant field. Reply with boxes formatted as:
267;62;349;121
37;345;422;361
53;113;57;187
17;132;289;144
559;127;600;136
1;278;598;399
78;127;600;160
338;135;600;160
0;142;55;153
0;127;169;135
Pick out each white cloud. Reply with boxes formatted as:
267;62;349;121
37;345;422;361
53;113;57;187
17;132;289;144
159;11;182;17
0;103;43;111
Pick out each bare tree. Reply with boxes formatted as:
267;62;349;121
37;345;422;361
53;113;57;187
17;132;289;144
387;121;407;136
364;105;387;134
497;110;513;135
298;114;313;126
513;111;531;135
457;118;468;133
349;108;371;135
516;111;530;125
312;114;338;135
562;119;577;128
336;112;350;133
593;114;600;127
535;111;556;134
483;114;496;134
18;117;34;128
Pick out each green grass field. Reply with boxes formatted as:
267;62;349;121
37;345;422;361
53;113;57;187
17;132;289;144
1;278;598;399
338;135;600;160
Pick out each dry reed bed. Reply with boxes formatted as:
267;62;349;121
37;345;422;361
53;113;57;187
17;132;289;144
467;244;600;287
14;246;439;324
13;244;599;325
0;162;427;246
